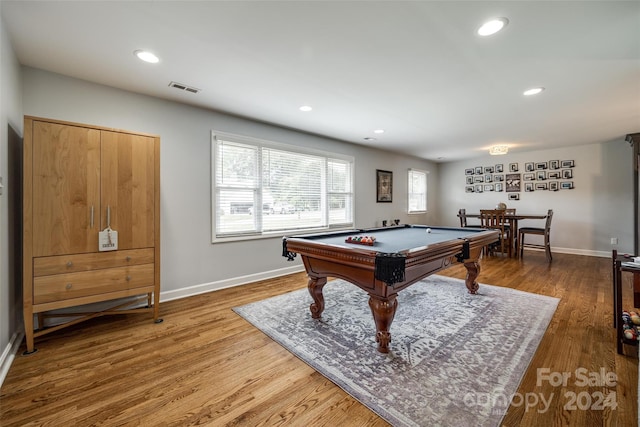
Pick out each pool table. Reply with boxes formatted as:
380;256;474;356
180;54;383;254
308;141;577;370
282;224;499;353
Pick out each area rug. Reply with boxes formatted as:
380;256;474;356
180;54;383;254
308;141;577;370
233;275;559;427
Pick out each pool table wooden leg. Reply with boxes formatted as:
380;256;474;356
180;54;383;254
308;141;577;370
463;259;480;294
307;276;327;319
368;294;398;353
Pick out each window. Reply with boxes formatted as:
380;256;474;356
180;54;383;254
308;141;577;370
408;169;428;213
212;131;354;241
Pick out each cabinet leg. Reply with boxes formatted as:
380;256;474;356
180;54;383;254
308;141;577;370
152;292;163;323
617;336;623;354
23;311;37;355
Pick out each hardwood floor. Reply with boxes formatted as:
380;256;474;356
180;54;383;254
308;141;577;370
0;251;636;426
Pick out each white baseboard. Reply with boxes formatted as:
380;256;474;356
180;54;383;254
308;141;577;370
527;246;612;258
159;264;306;303
0;332;24;388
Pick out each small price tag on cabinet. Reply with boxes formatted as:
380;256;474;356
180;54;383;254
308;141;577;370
99;227;118;252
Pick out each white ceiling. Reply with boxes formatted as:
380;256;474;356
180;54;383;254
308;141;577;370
2;1;639;162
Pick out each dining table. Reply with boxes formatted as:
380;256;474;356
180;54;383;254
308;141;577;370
457;211;549;257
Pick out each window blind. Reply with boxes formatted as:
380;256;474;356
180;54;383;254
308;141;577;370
408;169;428;213
212;132;354;240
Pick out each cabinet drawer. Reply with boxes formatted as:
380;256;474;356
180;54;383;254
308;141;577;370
34;263;155;304
33;249;154;277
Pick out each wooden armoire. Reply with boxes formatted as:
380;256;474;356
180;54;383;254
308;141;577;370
22;116;161;354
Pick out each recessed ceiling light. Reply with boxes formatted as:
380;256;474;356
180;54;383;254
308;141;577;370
364;137;377;141
299;105;313;112
134;50;159;64
477;17;509;36
373;129;385;134
523;87;545;96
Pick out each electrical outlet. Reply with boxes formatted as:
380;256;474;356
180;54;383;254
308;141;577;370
611;237;618;245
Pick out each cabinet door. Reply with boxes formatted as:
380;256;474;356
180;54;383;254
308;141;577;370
32;122;101;256
101;131;155;250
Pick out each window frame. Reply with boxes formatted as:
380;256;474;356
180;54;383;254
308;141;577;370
211;130;355;242
407;168;428;214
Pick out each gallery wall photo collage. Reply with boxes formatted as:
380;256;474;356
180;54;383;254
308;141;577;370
464;160;575;200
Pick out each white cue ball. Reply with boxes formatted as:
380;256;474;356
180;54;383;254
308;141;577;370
426;228;431;233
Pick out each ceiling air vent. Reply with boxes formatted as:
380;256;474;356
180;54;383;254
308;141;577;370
169;81;200;94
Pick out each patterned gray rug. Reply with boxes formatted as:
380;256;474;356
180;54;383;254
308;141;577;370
233;275;559;427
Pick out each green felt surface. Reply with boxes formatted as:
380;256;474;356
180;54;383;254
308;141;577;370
299;225;484;254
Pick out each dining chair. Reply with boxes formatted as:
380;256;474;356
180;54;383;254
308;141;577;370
518;209;553;262
479;209;512;257
458;209;481;228
502;207;516;246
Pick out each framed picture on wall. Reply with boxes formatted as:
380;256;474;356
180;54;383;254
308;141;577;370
549;160;560;170
506;173;521;192
549;181;559;191
548;171;561;179
376;169;393;202
535;162;548;170
561;160;575;168
495;164;504;173
465;168;474;175
508;193;520;201
561;181;574;189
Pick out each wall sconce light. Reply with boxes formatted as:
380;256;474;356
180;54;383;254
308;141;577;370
489;145;509;155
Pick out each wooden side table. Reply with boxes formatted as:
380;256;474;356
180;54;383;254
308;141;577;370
613;249;640;354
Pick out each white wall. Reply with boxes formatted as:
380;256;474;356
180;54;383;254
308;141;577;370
21;67;437;299
0;11;24;382
437;142;634;256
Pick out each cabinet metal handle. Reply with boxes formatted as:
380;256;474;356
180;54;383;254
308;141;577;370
126;275;131;281
107;206;111;228
90;205;94;228
65;283;72;290
66;261;73;268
